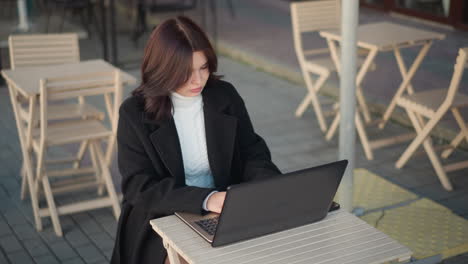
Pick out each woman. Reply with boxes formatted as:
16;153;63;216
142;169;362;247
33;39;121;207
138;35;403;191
111;16;281;264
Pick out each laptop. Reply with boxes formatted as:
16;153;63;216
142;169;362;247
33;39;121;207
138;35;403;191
175;159;347;247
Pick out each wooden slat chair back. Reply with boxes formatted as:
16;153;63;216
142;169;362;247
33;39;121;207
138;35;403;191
291;0;340;35
290;0;341;132
31;70;122;236
395;48;468;191
8;33;80;69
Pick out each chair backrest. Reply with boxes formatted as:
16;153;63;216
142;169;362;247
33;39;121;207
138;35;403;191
290;0;340;63
39;70;122;140
445;47;468;105
8;33;80;69
290;0;340;33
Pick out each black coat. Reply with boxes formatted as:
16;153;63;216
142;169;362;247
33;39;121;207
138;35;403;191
110;78;281;264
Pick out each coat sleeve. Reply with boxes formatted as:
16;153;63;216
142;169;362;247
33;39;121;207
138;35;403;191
228;85;282;182
117;106;214;216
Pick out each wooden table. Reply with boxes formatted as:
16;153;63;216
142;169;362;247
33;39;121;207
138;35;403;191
150;210;412;264
1;59;137;231
319;22;445;160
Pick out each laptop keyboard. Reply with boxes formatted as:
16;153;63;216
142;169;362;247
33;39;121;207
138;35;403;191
195;216;219;236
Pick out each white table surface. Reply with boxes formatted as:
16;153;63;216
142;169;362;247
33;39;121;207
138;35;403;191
320;22;445;51
150;210;412;264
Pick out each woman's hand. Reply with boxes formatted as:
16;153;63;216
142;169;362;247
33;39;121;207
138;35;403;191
206;192;226;213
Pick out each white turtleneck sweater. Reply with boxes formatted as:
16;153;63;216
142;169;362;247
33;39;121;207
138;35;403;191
170;92;216;210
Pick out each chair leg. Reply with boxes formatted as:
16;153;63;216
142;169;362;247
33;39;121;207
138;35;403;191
324;107;373;159
295;71;328;133
421;135;453;191
356;85;372;124
21;163;28;200
92;141;121;219
396;109;444;169
325;112;340;141
7;85;42;231
105;135;117;166
88;140;104;196
442;132;465;159
397;109;453;190
355;111;373;160
73;140;88;169
25;151;43;232
42;176;63;236
442;108;468;159
295;93;313;118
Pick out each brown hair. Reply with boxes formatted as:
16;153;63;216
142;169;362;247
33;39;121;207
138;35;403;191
133;16;219;121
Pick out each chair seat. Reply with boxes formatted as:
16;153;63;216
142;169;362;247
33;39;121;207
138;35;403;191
32;120;111;150
19;103;104;122
397;89;468;117
304;55;372;72
304;57;336;72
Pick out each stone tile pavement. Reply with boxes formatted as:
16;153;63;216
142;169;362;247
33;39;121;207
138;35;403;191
1;1;468;263
1;55;468;263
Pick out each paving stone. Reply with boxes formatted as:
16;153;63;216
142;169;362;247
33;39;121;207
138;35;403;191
410;183;464;201
100;221;117;239
0;249;8;264
11;224;40;241
2;207;29;228
439;193;468;217
89;210;114;224
0;235;23;253
49;241;79;261
0;186;8;199
72;214;103;236
74;244;106;264
38;229;65;245
88;233;114;252
22;239;51;257
441;254;468;264
91;261;110;264
0;178;19;198
0;219;13;237
6;251;33;264
0;202;16;216
103;249;113;260
62;258;86;264
64;229;91;248
60;216;79;233
33;254;60;264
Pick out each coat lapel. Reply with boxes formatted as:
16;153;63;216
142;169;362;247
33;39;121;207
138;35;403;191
203;102;237;188
148;118;186;187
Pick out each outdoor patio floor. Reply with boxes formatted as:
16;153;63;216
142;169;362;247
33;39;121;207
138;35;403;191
1;1;468;263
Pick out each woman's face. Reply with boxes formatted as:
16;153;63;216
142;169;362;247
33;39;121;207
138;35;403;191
175;51;209;97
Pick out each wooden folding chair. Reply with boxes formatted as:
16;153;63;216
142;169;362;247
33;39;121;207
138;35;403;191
31;71;122;236
290;0;339;132
395;47;468;191
290;0;373;133
8;33;104;199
